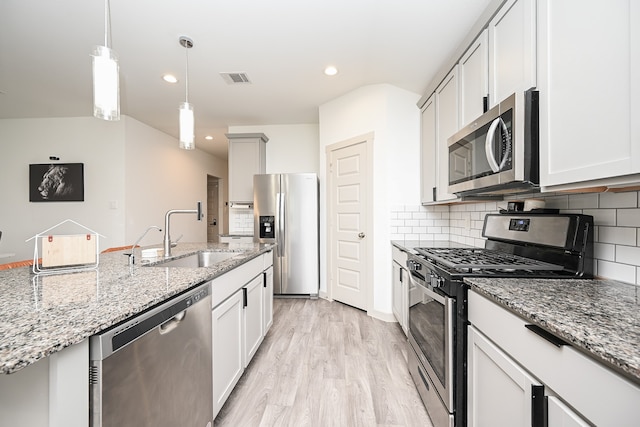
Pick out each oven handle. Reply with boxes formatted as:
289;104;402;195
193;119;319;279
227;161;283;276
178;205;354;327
407;271;447;305
485;117;511;172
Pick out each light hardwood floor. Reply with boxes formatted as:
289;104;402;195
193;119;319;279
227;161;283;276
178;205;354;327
214;298;433;427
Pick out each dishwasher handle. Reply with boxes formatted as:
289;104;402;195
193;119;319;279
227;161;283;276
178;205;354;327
159;310;187;335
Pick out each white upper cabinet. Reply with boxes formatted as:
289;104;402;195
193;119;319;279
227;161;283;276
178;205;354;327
459;29;489;127
227;133;268;203
435;66;460;202
538;0;640;190
420;94;437;204
488;0;537;107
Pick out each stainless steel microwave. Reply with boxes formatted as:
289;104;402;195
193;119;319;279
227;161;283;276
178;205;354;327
447;90;539;196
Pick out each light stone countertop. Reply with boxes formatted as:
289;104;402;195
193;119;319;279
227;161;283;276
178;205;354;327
466;278;640;384
0;242;274;374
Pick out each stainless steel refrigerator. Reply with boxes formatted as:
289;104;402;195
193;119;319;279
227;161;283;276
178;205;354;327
254;173;319;296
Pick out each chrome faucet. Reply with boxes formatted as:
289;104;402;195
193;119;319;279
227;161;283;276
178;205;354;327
126;225;162;264
163;201;202;257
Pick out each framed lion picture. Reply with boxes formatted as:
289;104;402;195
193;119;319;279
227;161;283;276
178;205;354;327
29;163;84;202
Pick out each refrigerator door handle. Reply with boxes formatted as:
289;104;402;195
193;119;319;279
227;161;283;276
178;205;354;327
276;192;284;257
279;192;285;255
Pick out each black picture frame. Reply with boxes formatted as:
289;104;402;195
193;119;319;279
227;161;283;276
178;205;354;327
29;163;85;202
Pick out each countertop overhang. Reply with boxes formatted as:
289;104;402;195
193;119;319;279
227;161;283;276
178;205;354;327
0;242;274;374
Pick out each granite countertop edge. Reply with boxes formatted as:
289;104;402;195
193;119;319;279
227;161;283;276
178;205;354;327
0;242;275;374
466;277;640;384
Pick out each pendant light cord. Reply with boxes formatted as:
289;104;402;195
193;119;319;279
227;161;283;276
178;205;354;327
184;42;189;103
104;0;111;48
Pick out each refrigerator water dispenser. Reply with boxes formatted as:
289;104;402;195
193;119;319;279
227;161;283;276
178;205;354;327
259;216;275;239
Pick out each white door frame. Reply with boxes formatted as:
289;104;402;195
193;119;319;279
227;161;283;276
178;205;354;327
325;132;375;314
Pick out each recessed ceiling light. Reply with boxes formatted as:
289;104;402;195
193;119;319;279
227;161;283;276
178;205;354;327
162;74;178;83
205;135;213;140
324;66;338;76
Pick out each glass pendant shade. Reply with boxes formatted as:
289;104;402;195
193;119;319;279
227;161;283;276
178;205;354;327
179;102;195;150
92;45;120;121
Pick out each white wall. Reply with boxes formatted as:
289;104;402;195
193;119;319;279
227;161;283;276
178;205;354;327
0;116;227;260
319;84;420;318
227;124;319;174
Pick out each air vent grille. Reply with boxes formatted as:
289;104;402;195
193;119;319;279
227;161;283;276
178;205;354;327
220;72;251;84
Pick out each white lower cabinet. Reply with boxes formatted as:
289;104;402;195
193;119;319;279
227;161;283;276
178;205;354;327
391;245;408;336
468;290;640;427
547;396;590;427
263;266;274;333
468;325;543;427
212;289;244;417
212;252;273;419
243;274;264;368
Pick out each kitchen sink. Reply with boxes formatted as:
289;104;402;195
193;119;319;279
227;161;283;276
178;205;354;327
153;251;239;268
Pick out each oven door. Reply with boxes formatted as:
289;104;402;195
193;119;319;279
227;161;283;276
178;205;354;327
407;268;455;414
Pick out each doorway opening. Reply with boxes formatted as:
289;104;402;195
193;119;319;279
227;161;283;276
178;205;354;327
207;175;222;243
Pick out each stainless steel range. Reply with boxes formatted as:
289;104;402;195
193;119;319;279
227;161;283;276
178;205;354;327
406;212;594;427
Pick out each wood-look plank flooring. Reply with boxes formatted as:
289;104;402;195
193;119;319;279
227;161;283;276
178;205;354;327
214;298;433;427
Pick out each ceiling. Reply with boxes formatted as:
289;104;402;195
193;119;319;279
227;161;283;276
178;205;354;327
0;0;492;160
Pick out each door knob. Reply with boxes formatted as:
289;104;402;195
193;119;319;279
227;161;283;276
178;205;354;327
358;232;365;239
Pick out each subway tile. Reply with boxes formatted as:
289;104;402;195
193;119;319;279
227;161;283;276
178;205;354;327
582;209;616;226
598;226;637;245
617;209;640;227
435;219;449;227
427;226;442;234
398;226;411;234
543;195;569;210
390;205;405;213
616;245;640;267
412;212;427;220
405;205;421;212
594;243;615;262
599;191;638;208
412;226;427;234
568;193;599;209
398;212;412;220
391;219;405;227
405;219;420;227
420;219;434;227
597;260;636;284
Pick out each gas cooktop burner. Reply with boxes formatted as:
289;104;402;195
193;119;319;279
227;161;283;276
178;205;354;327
414;247;564;271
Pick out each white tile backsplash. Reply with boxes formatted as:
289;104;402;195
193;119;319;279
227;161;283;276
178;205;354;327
391;190;640;285
229;208;254;235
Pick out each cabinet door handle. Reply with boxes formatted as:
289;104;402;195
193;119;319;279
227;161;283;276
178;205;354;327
531;384;548;427
525;324;569;347
263;271;267;288
242;287;248;308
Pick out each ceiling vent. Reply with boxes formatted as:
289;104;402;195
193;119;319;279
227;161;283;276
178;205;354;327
220;72;251;84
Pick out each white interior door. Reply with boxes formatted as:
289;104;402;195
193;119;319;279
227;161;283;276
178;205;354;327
328;138;369;311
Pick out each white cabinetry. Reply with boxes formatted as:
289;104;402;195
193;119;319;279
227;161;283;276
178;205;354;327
434;66;460;202
538;0;640;190
420;95;437;204
263;265;274;333
220;235;254;244
212;289;244;416
211;252;274;418
227;133;268;203
488;0;537;107
459;29;488;127
468;325;542;427
391;245;408;336
468;290;640;427
242;274;264;367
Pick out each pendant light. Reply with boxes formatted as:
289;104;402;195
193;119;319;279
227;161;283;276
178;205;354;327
92;0;120;121
179;36;195;150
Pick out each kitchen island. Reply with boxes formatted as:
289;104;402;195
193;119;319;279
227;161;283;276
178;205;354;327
0;242;274;427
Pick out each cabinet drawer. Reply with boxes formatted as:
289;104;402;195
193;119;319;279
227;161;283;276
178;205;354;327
391;245;408;265
469;290;640;426
211;256;264;308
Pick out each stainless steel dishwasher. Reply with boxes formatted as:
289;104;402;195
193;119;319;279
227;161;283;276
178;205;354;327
89;282;212;427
